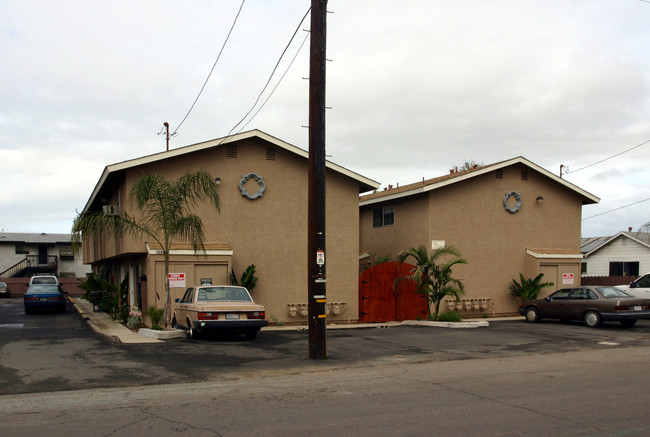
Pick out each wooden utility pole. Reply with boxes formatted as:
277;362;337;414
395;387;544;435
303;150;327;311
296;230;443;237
308;0;328;359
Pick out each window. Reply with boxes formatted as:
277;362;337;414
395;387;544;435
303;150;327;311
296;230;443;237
373;206;394;228
609;261;639;276
15;245;29;254
581;262;587;274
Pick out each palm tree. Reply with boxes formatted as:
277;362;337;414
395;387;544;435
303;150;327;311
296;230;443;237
72;170;220;330
395;245;467;320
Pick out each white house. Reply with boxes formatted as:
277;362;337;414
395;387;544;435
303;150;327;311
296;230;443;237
581;231;650;277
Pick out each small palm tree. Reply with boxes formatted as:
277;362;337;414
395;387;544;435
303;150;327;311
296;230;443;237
509;273;554;302
72;170;220;330
395;245;467;320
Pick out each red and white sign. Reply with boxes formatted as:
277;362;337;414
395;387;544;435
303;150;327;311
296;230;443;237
169;273;186;288
563;273;574;285
316;250;325;266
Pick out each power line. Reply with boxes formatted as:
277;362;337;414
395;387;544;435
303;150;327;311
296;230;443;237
221;7;311;143
172;0;246;136
583;197;650;220
566;139;650;174
236;31;310;134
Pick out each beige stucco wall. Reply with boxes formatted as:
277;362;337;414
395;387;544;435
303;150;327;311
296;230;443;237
85;136;362;324
360;164;585;315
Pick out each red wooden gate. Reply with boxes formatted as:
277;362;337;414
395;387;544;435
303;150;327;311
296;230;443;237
358;262;428;323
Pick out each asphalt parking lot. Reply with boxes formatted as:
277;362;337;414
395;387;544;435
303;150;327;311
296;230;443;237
2;296;650;395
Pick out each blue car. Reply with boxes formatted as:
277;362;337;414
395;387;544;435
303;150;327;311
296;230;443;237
24;284;67;314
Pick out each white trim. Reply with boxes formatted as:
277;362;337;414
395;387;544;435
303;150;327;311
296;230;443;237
145;243;233;256
360;156;600;207
84;129;380;212
526;249;583;259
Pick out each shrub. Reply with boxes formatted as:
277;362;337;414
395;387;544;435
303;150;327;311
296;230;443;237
146;306;165;330
436;311;463;322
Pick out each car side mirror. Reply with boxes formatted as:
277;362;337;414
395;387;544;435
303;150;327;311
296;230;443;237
545;297;551;301
629;281;636;288
174;298;181;303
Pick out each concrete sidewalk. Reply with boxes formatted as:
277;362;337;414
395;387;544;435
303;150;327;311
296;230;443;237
71;296;514;344
70;297;164;344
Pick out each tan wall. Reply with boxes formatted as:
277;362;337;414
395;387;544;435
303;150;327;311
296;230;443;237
360;164;584;315
87;137;361;324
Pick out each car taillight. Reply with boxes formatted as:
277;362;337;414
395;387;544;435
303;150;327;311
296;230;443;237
24;296;38;301
197;312;219;320
247;311;265;320
614;304;650;311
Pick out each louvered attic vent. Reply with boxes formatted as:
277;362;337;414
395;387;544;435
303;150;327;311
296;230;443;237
227;144;238;158
266;147;276;161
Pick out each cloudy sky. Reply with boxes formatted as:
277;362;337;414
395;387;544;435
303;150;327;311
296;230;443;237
2;0;649;237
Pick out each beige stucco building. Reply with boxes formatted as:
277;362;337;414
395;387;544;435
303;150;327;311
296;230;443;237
79;130;379;325
359;157;600;316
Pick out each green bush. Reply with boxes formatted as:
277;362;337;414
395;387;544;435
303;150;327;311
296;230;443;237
146;306;165;330
436;310;463;322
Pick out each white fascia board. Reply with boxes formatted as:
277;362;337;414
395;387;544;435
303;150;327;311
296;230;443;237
146;243;233;256
526;249;583;259
84;129;379;211
360;156;600;207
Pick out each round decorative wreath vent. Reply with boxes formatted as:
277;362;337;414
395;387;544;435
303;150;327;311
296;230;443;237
503;191;522;213
239;173;266;200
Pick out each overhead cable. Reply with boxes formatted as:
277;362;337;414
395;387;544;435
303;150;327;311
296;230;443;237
583;197;650;220
567;139;650;174
172;0;246;136
220;7;311;144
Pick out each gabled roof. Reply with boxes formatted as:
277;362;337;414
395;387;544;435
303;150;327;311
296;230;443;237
359;156;600;206
581;231;650;257
84;129;380;212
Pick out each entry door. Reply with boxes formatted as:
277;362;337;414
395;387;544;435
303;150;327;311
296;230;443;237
38;246;48;265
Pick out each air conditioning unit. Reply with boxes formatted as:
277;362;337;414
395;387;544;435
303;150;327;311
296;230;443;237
102;205;119;215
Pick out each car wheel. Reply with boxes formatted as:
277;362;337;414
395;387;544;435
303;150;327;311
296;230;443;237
584;311;602;327
525;307;540;323
245;330;258;340
186;319;198;339
620;319;637;327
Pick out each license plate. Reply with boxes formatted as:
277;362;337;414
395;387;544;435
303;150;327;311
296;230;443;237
40;297;48;302
634;306;642;311
226;313;240;320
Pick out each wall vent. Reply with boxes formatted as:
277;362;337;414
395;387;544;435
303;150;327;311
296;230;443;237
227;144;238;158
266;147;276;161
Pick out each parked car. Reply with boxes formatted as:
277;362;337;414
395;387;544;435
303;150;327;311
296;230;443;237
616;273;650;298
0;282;9;298
24;284;68;314
172;285;268;339
28;274;59;286
518;285;650;327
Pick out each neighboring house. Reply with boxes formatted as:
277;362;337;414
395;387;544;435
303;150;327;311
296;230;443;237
78;130;379;323
0;232;91;278
359;157;600;317
581;231;650;277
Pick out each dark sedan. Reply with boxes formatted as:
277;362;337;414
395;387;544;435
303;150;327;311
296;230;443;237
24;284;68;314
518;285;650;327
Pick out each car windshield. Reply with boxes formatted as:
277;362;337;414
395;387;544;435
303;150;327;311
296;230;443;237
32;277;57;284
596;286;631;298
0;282;7;287
196;287;252;302
26;284;61;294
